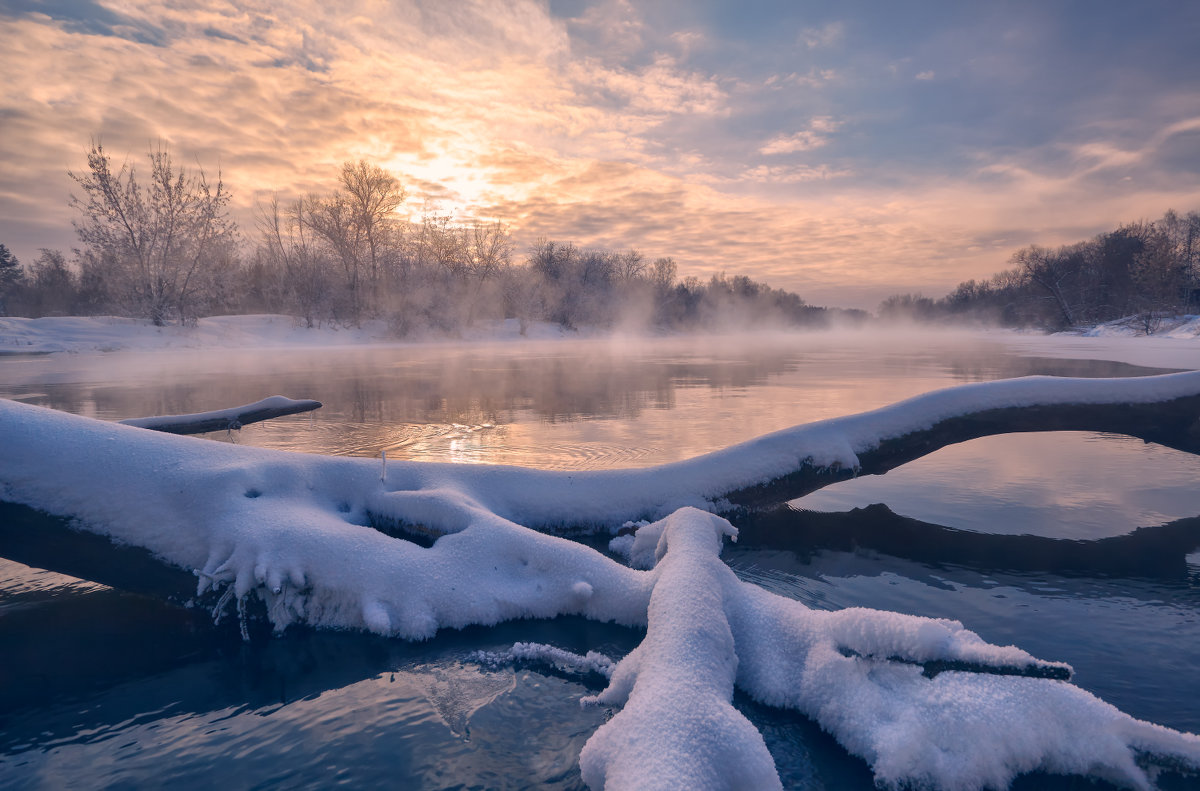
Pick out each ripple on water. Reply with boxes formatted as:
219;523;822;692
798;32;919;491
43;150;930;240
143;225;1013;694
236;418;662;469
3;655;605;790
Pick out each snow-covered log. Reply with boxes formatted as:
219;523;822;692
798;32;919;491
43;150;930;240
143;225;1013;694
584;510;1198;791
579;510;782;791
716;373;1200;510
119;395;322;435
5;373;1200;583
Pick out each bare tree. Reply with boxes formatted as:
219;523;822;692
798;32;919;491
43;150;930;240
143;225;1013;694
463;220;512;280
338;160;405;307
70;142;236;325
1013;245;1079;328
257;197;332;328
616;249;647;281
297;162;405;324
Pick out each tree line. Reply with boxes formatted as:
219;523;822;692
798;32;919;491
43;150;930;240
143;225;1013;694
879;209;1200;332
0;143;863;333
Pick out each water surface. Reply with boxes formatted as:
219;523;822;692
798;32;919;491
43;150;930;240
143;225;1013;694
2;331;1198;789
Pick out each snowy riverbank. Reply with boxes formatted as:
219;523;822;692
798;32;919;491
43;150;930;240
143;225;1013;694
5;314;1200;371
0;314;581;355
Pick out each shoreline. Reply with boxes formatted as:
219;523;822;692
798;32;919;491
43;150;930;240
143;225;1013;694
2;313;1200;372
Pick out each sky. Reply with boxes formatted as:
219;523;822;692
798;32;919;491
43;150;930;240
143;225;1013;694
1;0;1198;309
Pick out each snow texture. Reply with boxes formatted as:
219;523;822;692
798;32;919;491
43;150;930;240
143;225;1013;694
580;509;782;791
3;371;1200;789
475;642;615;679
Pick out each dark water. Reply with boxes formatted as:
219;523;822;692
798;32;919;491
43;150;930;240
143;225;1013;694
2;331;1199;789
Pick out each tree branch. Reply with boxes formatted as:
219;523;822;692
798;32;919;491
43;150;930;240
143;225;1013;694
118;395;322;435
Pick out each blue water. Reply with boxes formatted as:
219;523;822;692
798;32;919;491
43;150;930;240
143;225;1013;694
2;332;1199;789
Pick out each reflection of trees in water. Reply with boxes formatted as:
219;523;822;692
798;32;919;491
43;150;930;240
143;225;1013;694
3;341;1187;462
1;344;810;428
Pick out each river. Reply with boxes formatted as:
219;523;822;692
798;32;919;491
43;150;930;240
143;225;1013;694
1;329;1198;789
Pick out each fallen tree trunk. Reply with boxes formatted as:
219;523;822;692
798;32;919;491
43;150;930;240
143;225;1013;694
719;388;1200;511
118;395;322;435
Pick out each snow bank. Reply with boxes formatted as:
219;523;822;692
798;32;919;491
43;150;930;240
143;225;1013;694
0;315;577;355
3;372;1200;789
1075;314;1200;339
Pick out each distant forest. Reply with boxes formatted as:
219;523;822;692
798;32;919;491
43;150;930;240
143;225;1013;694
0;143;866;334
880;208;1200;332
4;143;1196;335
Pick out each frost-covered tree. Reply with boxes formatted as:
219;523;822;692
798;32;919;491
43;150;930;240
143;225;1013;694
339;160;405;297
70;142;237;325
302;160;406;322
256;197;334;328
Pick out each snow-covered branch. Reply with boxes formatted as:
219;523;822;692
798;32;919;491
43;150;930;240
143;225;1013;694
119;395;322;434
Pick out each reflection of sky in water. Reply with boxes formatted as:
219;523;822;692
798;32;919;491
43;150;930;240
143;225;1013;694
794;432;1200;538
0;332;1176;471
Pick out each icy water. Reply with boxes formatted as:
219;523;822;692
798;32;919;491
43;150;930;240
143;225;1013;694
2;331;1200;790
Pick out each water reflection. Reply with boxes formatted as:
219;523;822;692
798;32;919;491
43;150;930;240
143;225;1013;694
3;331;1199;789
0;333;1177;470
737;504;1200;585
792;432;1200;539
0;581;637;791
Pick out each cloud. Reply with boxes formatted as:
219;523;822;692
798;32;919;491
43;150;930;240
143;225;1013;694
0;0;1198;310
759;117;841;155
740;164;853;183
798;21;843;49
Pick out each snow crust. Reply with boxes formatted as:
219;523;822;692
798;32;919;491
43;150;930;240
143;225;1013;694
3;372;1200;789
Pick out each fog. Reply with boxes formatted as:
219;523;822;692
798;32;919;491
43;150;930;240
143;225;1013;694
0;318;1180;470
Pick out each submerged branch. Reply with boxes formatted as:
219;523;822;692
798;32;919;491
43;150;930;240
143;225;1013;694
118;395;322;435
738;503;1200;580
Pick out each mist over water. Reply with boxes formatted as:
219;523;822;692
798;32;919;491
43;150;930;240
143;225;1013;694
3;328;1200;789
0;328;1179;469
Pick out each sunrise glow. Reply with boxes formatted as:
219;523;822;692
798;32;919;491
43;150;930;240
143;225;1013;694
1;0;1198;307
